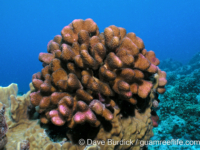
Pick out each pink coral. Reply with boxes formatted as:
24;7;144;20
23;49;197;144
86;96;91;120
30;18;167;129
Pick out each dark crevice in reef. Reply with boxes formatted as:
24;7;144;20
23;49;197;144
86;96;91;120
41;122;68;142
40;116;113;144
66;123;100;144
41;121;100;143
119;100;136;118
118;95;150;118
136;95;151;113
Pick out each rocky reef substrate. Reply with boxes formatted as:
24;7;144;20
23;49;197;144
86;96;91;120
149;52;200;150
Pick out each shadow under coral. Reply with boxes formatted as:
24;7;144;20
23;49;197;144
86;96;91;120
41;116;113;144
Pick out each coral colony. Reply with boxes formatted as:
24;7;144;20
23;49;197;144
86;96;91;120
1;18;167;150
30;18;167;149
31;18;167;127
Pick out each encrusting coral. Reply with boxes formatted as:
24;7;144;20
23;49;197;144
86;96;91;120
0;84;18;107
29;18;167;149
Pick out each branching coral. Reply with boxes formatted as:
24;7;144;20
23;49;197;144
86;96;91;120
30;18;167;130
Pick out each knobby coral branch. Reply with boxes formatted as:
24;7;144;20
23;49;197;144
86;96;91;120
30;18;167;129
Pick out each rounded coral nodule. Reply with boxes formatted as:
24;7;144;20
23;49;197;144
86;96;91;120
30;18;167;129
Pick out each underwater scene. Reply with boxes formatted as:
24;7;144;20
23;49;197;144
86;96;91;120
0;1;200;150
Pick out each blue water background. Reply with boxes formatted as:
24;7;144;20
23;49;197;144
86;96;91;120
0;0;200;92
